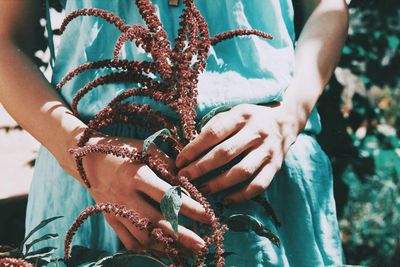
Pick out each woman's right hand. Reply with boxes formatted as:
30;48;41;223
0;0;208;256
70;134;208;255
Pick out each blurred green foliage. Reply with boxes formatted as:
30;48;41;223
318;1;400;266
341;0;400;89
7;0;399;266
341;133;400;266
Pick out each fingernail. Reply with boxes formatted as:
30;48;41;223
199;184;211;195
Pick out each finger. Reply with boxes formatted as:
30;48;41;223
176;108;245;168
135;166;209;223
119;218;168;253
222;161;281;204
158;220;205;254
199;144;273;194
147;143;176;172
116;200;164;251
117;199;181;254
109;136;176;172
104;215;144;252
178;128;261;180
120;198;205;254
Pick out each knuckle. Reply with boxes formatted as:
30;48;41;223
130;171;146;190
193;162;207;176
233;104;252;120
207;180;222;195
246;129;266;145
207;182;217;193
199;209;210;223
255;128;269;140
269;131;283;142
204;125;222;139
250;181;267;194
130;175;142;189
235;165;253;178
266;148;275;158
177;233;191;246
241;112;252;121
121;164;145;188
216;145;235;158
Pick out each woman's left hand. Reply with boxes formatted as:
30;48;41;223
176;103;300;204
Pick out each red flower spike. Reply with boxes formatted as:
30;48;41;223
71;72;160;116
113;25;153;61
64;203;180;264
60;8;129;34
59;1;274;266
0;258;33;267
210;29;273;46
56;59;155;91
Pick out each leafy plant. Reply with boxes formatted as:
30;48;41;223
160;186;183;235
223;214;280;248
55;0;280;266
316;1;400;265
341;0;400;89
0;216;62;266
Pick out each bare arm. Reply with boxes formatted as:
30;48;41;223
0;0;207;252
0;0;85;177
284;0;349;133
176;0;349;203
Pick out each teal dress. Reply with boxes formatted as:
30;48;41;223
25;0;344;266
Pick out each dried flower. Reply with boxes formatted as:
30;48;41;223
58;0;274;266
0;258;33;267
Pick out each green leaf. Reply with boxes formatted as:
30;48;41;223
0;252;10;258
160;186;182;235
24;233;58;253
224;214;280;248
373;31;382;39
0;245;15;253
342;46;352;55
387;35;399;50
360;75;370;86
68;245;109;267
21;216;63;247
357;46;366;57
24;246;56;260
142;128;171;157
198;105;232;132
0;247;21;259
94;251;168;267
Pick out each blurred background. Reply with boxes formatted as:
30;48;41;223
0;0;399;266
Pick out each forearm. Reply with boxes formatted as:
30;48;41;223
0;40;86;177
283;0;349;133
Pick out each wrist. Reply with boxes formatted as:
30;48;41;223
281;82;322;135
61;122;106;178
53;113;89;178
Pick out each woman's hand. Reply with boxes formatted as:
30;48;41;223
72;135;208;255
175;0;350;205
176;103;300;204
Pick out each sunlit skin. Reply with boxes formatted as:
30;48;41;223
177;103;297;204
0;0;348;256
177;0;349;204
